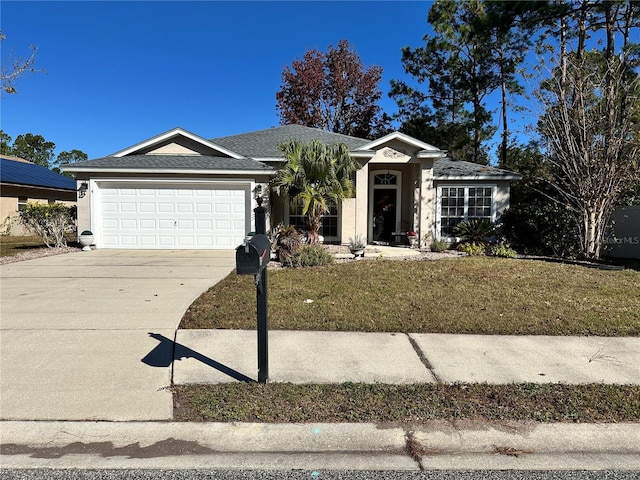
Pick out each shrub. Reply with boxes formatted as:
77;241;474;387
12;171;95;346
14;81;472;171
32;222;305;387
430;239;448;252
19;203;76;248
501;202;580;257
487;241;518;258
457;241;486;256
453;218;496;245
274;224;302;264
285;245;334;268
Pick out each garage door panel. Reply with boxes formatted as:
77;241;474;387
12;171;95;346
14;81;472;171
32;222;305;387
99;184;247;249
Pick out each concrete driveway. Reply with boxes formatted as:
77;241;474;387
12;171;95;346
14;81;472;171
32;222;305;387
0;249;235;421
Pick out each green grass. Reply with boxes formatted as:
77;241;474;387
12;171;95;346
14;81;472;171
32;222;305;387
180;256;640;336
0;235;48;257
173;382;640;423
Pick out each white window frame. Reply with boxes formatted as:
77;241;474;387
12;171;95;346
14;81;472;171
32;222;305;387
436;185;497;240
285;200;340;242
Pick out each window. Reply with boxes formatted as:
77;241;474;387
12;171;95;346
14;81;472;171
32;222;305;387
288;202;338;238
17;197;28;211
438;186;495;238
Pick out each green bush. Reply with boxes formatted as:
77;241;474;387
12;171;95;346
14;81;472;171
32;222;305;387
453;218;496;245
430;239;448;252
457;241;486;256
285;245;334;268
501;202;580;257
487;242;517;258
19;203;76;248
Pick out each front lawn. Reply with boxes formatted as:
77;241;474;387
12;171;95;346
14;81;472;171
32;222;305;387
0;235;48;257
180;256;640;336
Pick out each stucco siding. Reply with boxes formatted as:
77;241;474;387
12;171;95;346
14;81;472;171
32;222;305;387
1;185;76;236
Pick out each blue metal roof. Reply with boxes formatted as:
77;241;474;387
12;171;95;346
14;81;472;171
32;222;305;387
0;158;77;190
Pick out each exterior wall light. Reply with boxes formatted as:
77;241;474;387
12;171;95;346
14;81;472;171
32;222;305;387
78;182;88;198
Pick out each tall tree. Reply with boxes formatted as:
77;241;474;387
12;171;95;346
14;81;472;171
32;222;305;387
276;40;386;139
0;130;12;155
536;0;640;259
10;133;56;168
0;32;42;94
392;0;504;164
54;149;88;176
271;140;360;244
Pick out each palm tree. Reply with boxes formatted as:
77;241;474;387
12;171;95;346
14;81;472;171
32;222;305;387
272;139;360;244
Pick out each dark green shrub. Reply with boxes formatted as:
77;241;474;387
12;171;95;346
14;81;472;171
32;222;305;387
501;202;580;257
453;219;496;245
430;239;448;252
285;245;334;268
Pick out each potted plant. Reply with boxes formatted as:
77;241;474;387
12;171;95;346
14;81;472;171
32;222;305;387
78;230;94;251
406;230;418;248
348;235;367;258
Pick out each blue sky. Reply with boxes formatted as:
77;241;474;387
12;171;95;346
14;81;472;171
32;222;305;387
1;0;434;159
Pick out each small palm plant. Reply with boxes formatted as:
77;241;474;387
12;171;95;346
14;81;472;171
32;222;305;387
275;224;302;264
453;218;496;245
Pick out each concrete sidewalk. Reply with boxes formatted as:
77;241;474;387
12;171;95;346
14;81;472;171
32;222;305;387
173;330;640;385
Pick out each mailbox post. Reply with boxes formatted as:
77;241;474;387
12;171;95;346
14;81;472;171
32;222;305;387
235;197;269;383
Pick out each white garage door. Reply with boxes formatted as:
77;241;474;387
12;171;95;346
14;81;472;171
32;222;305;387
98;183;248;249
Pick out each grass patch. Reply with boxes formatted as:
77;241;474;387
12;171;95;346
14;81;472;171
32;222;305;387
173;382;640;423
0;235;48;257
180;257;640;336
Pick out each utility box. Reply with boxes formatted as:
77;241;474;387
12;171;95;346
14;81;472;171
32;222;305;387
236;234;271;275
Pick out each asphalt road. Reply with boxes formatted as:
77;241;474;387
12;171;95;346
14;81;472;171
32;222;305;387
1;470;639;479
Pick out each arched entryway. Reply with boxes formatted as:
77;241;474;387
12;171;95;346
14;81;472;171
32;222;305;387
368;169;402;243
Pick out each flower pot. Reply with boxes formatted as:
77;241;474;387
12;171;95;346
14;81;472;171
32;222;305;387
350;248;365;258
78;234;94;251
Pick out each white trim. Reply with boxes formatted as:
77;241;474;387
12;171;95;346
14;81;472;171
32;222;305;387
435;175;521;181
368;169;402;242
111;127;245;159
63;167;275;176
435;184;497;241
359;131;441;152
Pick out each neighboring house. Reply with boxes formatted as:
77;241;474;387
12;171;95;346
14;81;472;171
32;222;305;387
64;126;521;250
0;155;77;235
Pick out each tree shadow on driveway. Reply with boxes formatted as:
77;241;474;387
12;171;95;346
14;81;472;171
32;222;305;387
142;332;254;383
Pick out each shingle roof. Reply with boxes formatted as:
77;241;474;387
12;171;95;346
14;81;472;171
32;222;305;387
0;157;77;190
434;158;522;180
211;124;370;158
66;155;274;172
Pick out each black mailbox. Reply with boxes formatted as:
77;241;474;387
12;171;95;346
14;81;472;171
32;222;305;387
236;234;271;275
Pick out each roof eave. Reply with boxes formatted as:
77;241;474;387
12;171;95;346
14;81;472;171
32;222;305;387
434;175;522;181
0;181;77;192
62;167;276;176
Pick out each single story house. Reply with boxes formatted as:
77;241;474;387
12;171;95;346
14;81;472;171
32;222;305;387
1;155;77;235
64;125;521;249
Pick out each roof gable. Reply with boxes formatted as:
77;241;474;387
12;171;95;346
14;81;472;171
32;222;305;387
0;157;77;190
112;127;245;159
357;131;442;153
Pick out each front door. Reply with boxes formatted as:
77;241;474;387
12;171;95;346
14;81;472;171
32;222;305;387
369;170;402;244
372;189;396;243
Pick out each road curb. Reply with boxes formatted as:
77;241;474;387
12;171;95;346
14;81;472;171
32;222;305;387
1;420;639;470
